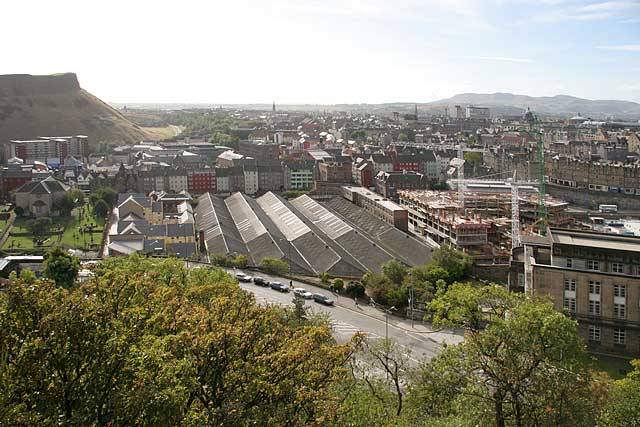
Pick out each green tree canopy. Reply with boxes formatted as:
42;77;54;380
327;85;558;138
27;217;52;237
429;245;472;284
421;283;608;427
598;360;640;427
93;199;110;219
43;247;80;289
258;257;290;275
0;256;355;426
382;260;408;285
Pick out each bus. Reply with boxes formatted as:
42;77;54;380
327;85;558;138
598;204;618;213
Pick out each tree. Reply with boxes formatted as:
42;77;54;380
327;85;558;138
27;217;52;237
346;281;366;298
429;245;472;284
0;256;356;426
93;199;110;219
259;257;290;275
53;193;75;216
233;254;247;268
463;151;482;172
382;260;408;285
332;278;344;292
398;132;409;141
598;360;640;426
421;283;608;427
69;189;85;205
89;187;117;210
319;271;330;284
14;206;24;217
43;247;80;289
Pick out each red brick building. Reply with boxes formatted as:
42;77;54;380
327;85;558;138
187;169;216;194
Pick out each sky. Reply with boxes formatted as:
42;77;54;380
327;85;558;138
2;0;640;104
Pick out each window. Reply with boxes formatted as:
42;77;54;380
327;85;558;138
588;325;601;342
589;281;601;295
614;304;626;320
614;284;627;298
563;297;576;313
566;258;573;268
564;279;576;291
614;328;626;345
612;263;624;274
587;260;600;271
589;300;601;316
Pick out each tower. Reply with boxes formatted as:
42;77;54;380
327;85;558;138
414;103;418;119
272;101;276;113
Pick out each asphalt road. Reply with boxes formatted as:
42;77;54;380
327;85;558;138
211;267;463;364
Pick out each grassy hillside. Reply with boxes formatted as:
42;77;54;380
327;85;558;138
0;73;152;143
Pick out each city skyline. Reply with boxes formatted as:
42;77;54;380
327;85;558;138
2;0;640;104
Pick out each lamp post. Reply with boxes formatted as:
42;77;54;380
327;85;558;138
384;305;397;380
385;306;397;342
409;285;415;328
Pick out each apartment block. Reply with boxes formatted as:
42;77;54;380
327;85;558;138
529;229;640;357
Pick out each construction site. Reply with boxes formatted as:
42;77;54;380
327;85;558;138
398;184;570;264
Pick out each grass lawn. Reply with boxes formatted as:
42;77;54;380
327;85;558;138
3;217;64;251
60;205;104;248
594;355;633;380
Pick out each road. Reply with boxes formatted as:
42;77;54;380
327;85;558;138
187;263;464;364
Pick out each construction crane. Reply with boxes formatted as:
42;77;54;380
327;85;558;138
536;132;547;236
511;171;521;249
458;142;465;205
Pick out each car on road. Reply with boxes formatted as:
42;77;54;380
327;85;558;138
312;293;334;306
269;281;290;292
235;272;253;282
293;287;313;299
253;277;270;286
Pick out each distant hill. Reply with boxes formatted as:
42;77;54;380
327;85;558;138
0;73;151;144
428;93;640;120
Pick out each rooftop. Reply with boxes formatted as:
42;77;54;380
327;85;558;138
550;228;640;254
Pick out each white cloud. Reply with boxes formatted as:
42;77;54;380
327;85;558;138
529;0;640;22
452;55;534;63
596;44;640;51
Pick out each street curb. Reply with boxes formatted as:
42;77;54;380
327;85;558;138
334;300;450;340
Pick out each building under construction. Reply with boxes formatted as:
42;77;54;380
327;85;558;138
399;187;571;264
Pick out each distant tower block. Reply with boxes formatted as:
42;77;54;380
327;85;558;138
444;106;449;118
455;105;463;119
272;101;276;113
414;103;418;119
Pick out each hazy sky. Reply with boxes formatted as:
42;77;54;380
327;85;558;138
3;0;640;104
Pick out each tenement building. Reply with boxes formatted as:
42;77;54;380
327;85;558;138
529;228;640;357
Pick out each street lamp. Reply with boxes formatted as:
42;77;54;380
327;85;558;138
384;305;397;381
385;306;397;342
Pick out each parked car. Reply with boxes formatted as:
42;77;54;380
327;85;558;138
313;293;334;306
253;277;270;286
235;272;253;282
269;281;289;292
293;287;313;299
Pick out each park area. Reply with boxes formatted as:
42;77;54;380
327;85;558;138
1;203;106;255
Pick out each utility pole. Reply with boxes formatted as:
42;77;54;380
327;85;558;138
409;286;414;328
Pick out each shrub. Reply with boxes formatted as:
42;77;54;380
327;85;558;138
345;281;366;298
319;272;330;284
259;258;290;275
332;278;344;292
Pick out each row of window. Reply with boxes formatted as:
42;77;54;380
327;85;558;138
588;325;627;345
564;279;627;297
564;280;628;318
567;258;631;274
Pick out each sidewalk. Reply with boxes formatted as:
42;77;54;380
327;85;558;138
330;292;465;347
